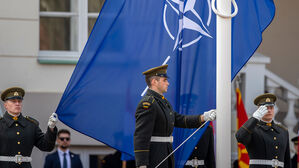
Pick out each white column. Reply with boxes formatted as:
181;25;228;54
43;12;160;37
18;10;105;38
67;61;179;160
242;54;270;116
284;91;297;139
216;0;231;167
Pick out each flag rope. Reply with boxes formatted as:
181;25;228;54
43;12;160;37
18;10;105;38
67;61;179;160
155;120;209;168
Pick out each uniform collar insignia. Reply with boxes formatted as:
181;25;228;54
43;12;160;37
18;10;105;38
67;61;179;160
148;89;164;99
258;120;279;133
3;112;27;127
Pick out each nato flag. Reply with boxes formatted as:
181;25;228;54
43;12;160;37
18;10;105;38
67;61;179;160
56;0;275;167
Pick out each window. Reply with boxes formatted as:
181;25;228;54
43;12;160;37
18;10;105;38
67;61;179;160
39;0;105;64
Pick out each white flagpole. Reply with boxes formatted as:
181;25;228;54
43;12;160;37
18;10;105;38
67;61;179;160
214;0;232;167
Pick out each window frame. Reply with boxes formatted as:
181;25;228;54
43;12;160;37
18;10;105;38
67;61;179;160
38;0;99;64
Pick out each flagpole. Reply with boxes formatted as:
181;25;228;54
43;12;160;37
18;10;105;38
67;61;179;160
213;0;233;167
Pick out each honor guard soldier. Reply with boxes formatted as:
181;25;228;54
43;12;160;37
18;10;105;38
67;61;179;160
134;65;216;168
236;93;291;168
0;87;58;168
184;125;215;168
290;136;298;168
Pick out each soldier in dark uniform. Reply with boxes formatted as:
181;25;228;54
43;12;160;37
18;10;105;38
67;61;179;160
291;136;298;168
134;65;216;168
0;87;58;168
236;93;291;168
184;125;215;168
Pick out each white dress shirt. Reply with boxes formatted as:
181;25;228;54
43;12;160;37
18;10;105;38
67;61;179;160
58;148;71;168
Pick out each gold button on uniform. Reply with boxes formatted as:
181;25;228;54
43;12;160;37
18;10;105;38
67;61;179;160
275;146;278;149
15;123;18;127
275;156;278;159
195;147;198;149
273;137;276;140
18;152;21;154
271;129;274;131
17;132;20;135
17;141;20;145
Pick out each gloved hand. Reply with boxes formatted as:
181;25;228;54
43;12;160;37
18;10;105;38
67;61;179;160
252;105;268;120
203;109;216;121
48;113;58;129
139;166;147;168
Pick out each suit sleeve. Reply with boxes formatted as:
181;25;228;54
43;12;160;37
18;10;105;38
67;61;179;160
76;154;83;168
174;112;203;128
74;154;83;168
44;154;52;168
134;98;156;167
205;126;216;168
34;125;57;152
235;117;258;146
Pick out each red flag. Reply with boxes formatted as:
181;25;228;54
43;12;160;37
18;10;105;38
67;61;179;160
236;87;250;168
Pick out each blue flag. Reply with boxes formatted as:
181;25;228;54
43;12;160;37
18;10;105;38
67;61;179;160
56;0;275;167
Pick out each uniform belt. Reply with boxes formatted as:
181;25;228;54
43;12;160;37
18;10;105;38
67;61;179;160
250;159;284;167
150;136;173;143
185;159;204;167
0;155;32;164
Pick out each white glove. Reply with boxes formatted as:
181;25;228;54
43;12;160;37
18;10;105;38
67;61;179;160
48;113;58;129
139;166;147;168
253;105;268;120
203;109;216;121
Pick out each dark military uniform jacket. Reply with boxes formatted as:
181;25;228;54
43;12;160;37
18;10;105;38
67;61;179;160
134;89;204;168
184;125;215;168
291;154;297;168
0;112;57;168
236;117;291;168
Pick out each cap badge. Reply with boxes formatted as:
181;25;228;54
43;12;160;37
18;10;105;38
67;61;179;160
266;98;271;102
14;92;19;96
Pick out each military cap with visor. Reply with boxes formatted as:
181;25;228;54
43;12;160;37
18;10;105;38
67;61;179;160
291;136;298;145
142;64;169;78
1;87;25;101
254;93;276;106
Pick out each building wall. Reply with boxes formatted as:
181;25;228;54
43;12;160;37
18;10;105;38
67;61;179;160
258;0;299;88
0;1;114;167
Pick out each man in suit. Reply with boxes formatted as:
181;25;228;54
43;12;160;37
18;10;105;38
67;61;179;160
184;125;215;168
236;93;291;168
291;136;298;168
134;65;216;168
44;129;83;168
0;87;58;168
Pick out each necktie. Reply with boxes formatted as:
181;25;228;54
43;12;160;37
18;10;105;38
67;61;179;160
63;153;67;168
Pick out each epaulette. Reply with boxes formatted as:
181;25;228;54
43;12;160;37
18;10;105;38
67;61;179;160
25;116;39;125
276;123;288;131
143;95;155;103
141;95;155;109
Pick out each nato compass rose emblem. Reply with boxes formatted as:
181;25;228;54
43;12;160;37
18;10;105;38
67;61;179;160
163;0;213;50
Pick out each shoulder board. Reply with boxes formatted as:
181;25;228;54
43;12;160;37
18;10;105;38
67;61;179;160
276;123;288;131
25;116;39;125
140;96;155;109
142;95;155;103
